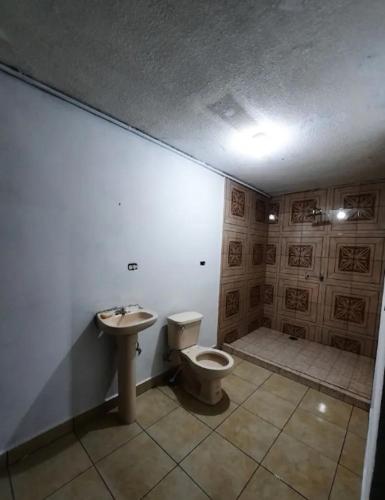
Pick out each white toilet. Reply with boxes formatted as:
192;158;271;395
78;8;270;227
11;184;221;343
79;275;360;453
167;311;234;405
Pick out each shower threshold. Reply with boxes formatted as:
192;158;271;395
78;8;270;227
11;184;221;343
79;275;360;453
223;327;373;410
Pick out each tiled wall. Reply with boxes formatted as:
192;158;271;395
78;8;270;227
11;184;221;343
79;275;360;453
218;179;268;343
263;182;385;358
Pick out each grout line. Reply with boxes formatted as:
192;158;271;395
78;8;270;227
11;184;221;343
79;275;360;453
73;420;140;464
75;435;116;500
258;464;308;499
8;435;97;500
234;385;311;499
41;464;95;500
157;382;241;431
327;404;354;499
141;425;214;499
139;464;179;500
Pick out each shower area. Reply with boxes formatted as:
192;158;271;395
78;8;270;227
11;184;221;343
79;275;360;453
219;179;385;409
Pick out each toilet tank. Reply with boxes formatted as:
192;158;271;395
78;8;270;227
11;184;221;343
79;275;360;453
167;311;203;350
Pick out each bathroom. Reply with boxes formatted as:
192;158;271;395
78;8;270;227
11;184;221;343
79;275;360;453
1;2;385;500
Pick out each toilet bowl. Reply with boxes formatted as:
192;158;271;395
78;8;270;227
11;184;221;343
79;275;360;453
167;312;234;405
182;345;233;378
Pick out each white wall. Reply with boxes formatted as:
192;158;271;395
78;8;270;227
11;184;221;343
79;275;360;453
361;279;385;499
0;71;225;453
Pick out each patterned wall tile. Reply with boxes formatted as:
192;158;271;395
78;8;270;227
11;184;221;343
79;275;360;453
329;183;385;233
250;191;268;231
326;236;384;284
246;276;265;333
282;322;307;339
219;179;269;343
224;180;250;227
247;278;264;312
219;323;247;345
221;229;248;277
247;233;266;275
219;279;247;328
247;315;263;333
220;180;384;354
263;272;278;320
321;327;375;357
265;236;281;273
276;315;321;342
267;197;283;232
264;283;274;306
324;284;379;336
277;278;320;322
280;236;324;279
261;315;273;329
282;189;328;232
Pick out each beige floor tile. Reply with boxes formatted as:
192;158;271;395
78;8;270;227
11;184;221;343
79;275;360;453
233;361;272;386
75;409;141;461
157;385;238;429
262;374;307;404
47;467;112;500
157;383;180;401
340;432;366;476
284;407;345;461
239;466;304;500
348;407;369;439
136;388;179;428
181;433;257;500
243;388;296;429
147;407;211;462
97;432;174;500
330;465;361;500
217;407;279;462
0;471;12;500
299;388;352;429
10;433;92;500
263;432;337;499
144;467;209;500
222;374;258;404
190;398;238;429
231;354;244;366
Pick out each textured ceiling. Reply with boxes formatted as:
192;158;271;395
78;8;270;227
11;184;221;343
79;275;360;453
1;0;385;194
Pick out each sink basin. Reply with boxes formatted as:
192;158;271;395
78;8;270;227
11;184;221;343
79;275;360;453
96;306;158;425
96;310;157;336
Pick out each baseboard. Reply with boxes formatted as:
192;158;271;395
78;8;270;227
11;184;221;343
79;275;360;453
6;369;171;465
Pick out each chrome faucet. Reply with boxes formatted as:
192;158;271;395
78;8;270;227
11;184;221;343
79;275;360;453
114;304;142;315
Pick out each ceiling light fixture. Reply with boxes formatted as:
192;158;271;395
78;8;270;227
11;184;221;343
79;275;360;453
268;214;276;221
336;209;347;220
231;120;292;158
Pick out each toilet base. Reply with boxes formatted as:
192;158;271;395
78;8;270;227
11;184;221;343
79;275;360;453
181;363;224;405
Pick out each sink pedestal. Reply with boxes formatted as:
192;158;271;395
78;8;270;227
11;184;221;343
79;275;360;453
117;335;138;424
96;308;158;425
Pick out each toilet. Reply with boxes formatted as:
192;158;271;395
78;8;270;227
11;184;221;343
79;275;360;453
167;311;234;405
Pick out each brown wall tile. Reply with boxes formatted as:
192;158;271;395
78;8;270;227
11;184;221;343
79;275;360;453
220;180;385;358
219;179;269;342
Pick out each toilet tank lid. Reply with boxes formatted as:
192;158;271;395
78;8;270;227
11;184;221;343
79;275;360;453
167;311;203;325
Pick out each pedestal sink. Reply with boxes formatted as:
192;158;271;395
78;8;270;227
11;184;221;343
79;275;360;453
96;307;158;424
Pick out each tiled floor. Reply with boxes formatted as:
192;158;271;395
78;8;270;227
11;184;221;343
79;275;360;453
1;358;369;500
224;327;374;409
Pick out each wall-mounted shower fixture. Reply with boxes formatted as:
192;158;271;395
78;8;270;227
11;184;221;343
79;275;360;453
311;207;331;226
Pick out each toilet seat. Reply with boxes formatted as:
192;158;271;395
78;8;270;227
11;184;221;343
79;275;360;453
181;345;234;378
